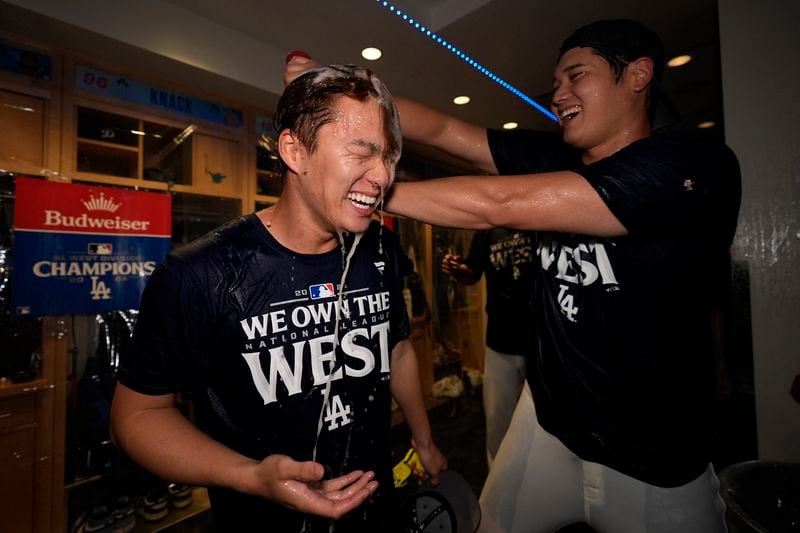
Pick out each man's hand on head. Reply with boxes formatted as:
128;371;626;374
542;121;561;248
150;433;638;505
284;52;320;87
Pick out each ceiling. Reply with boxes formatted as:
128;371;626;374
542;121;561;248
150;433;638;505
3;0;724;162
164;0;722;131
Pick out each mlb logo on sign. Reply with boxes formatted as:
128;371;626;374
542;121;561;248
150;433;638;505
88;243;113;255
309;283;335;299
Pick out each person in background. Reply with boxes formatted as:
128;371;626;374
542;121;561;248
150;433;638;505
286;17;740;533
441;229;532;467
111;64;446;532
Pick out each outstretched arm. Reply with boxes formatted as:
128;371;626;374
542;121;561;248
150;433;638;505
110;383;377;518
390;339;447;483
386;171;627;237
393;96;497;173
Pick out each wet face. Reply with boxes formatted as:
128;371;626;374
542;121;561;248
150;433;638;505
550;47;640;156
298;95;394;235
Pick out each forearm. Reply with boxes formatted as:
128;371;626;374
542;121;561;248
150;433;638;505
452;265;482;286
390;340;433;447
111;393;259;494
386;175;514;230
386;172;627;236
395;97;496;173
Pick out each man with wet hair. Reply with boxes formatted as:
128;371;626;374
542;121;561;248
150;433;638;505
111;64;446;532
286;17;739;533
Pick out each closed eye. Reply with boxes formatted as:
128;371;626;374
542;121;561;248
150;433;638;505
348;140;383;161
569;71;586;82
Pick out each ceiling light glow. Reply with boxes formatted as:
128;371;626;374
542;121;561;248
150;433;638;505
453;96;470;105
361;47;382;61
502;122;518;130
668;54;692;68
697;121;716;129
374;0;557;122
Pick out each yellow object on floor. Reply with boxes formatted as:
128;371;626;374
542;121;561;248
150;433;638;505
393;448;426;488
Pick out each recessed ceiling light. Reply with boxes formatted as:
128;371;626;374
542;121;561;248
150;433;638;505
453;96;470;105
697;121;716;129
668;54;692;68
361;47;382;61
502;122;518;130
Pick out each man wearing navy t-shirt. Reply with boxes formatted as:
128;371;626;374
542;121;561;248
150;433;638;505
287;18;741;533
389;19;740;533
111;65;446;532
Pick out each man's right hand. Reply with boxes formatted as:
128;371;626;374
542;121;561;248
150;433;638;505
441;253;464;276
284;54;320;87
246;454;378;519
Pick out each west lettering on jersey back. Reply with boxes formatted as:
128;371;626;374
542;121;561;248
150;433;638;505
537;236;620;322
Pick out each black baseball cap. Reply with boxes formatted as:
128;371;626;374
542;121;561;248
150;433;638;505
558;19;680;128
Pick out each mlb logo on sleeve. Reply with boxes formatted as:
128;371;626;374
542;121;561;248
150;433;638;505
309;283;335;299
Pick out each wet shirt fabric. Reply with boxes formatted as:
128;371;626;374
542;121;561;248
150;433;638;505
487;128;741;487
462;228;535;355
118;215;411;531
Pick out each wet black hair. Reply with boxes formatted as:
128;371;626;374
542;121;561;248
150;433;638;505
559;19;672;123
273;64;401;175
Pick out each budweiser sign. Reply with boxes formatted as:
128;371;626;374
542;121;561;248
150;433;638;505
12;176;172;317
14;181;170;237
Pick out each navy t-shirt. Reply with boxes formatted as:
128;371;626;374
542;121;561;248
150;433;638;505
118;216;410;531
462;228;534;355
488;128;741;487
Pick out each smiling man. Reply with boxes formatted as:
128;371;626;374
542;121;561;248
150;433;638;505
378;19;741;533
340;18;739;533
110;65;445;532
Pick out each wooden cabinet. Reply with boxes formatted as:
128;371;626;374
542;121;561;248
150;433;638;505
0;397;36;533
190;133;241;197
70;104;195;187
0;316;65;533
0;89;45;168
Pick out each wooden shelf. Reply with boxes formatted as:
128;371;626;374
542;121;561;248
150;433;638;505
77;137;140;152
77;140;138;178
63;473;105;492
0;378;51;400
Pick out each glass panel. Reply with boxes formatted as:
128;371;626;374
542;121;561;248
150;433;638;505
0;90;45;167
256;143;278;172
171;192;241;248
256;144;283;197
255;200;274;211
76;141;138;178
142;122;193;185
76;107;140;178
63;311;138;486
431;227;482;373
256;170;283;197
0;173;43;384
77;107;139;147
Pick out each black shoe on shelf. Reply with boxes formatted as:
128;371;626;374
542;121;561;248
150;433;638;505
167;483;193;509
82;504;114;533
111;494;136;533
136;487;168;522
